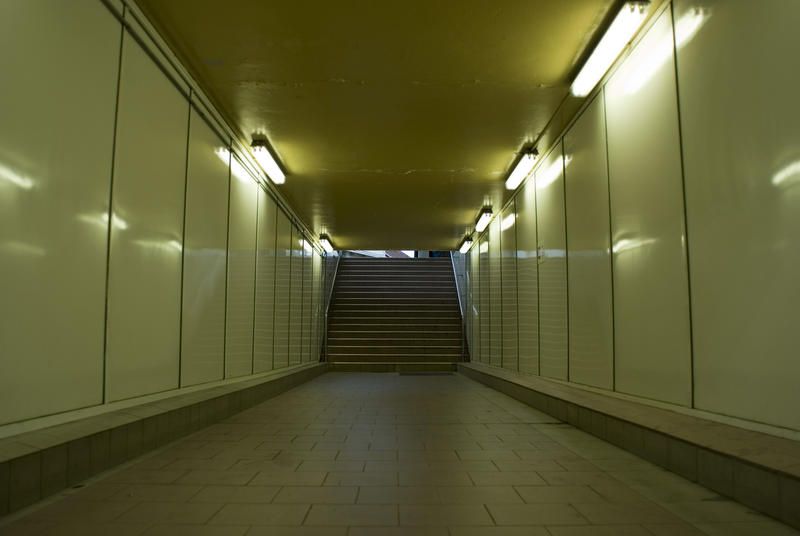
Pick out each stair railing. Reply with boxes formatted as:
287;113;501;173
450;251;468;361
321;252;341;361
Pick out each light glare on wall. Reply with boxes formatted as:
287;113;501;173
571;1;650;97
536;155;572;190
319;234;334;253
475;207;493;233
251;139;286;184
505;149;539;190
624;9;707;94
300;239;313;252
500;213;516;231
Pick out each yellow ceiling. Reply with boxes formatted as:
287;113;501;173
137;0;617;250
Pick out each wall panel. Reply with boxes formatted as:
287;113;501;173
516;178;539;376
273;211;292;368
605;9;691;406
478;237;490;364
500;203;518;371
488;218;503;368
676;0;800;428
289;228;304;366
536;144;568;380
225;161;258;378
311;251;322;363
106;32;188;401
0;0;120;422
180;111;229;386
254;189;277;373
302;244;313;362
467;249;479;362
564;94;614;390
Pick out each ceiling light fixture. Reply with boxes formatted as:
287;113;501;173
319;234;334;253
458;236;473;254
250;138;286;184
505;149;539;190
475;207;493;233
570;1;650;97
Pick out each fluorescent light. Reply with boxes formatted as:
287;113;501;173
500;213;515;231
505;150;539;190
300;239;313;252
251;140;285;184
458;236;473;254
571;1;650;97
319;234;334;253
475;207;493;233
772;161;800;188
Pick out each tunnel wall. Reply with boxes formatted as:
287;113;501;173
464;1;800;433
0;0;326;429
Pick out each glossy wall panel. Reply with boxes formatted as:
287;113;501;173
535;144;568;381
180;111;229;387
254;189;277;373
605;9;691;406
676;0;800;428
289;228;304;366
499;203;519;371
0;0;120;423
302;246;313;362
515;178;539;376
273;211;292;369
563;94;614;390
310;251;321;363
478;237;490;364
106;32;188;401
468;249;479;362
488;218;503;368
225;162;258;378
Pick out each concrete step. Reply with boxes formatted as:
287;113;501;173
333;291;457;298
327;362;458;372
327;330;462;338
328;337;462;346
327;353;462;362
326;345;462;355
328;319;462;327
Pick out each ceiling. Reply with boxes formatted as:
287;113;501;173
137;0;618;250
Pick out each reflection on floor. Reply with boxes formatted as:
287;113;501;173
2;372;797;535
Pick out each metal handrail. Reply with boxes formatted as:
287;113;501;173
450;252;469;362
321;253;342;361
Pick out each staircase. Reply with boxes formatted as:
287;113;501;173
326;256;464;371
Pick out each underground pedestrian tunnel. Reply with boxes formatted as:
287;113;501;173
2;0;800;534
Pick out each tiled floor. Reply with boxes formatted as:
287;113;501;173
2;372;797;535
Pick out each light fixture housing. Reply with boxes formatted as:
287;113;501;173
505;149;539;190
458;235;473;254
319;234;334;253
570;1;650;97
475;207;493;233
251;138;286;184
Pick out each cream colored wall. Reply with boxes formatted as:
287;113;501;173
500;203;519;371
0;0;119;423
105;31;187;401
564;95;614;390
181;110;229;387
273;211;292;369
605;9;691;406
254;188;277;373
479;236;490;365
224;159;258;378
0;0;326;427
516;176;539;376
302;247;313;362
488;218;503;368
465;1;800;432
675;0;800;430
536;144;568;381
289;229;304;366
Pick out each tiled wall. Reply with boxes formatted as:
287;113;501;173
465;0;800;432
0;0;327;428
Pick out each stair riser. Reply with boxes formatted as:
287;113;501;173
327;346;461;356
328;331;462;338
328;338;461;346
328;319;462;327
